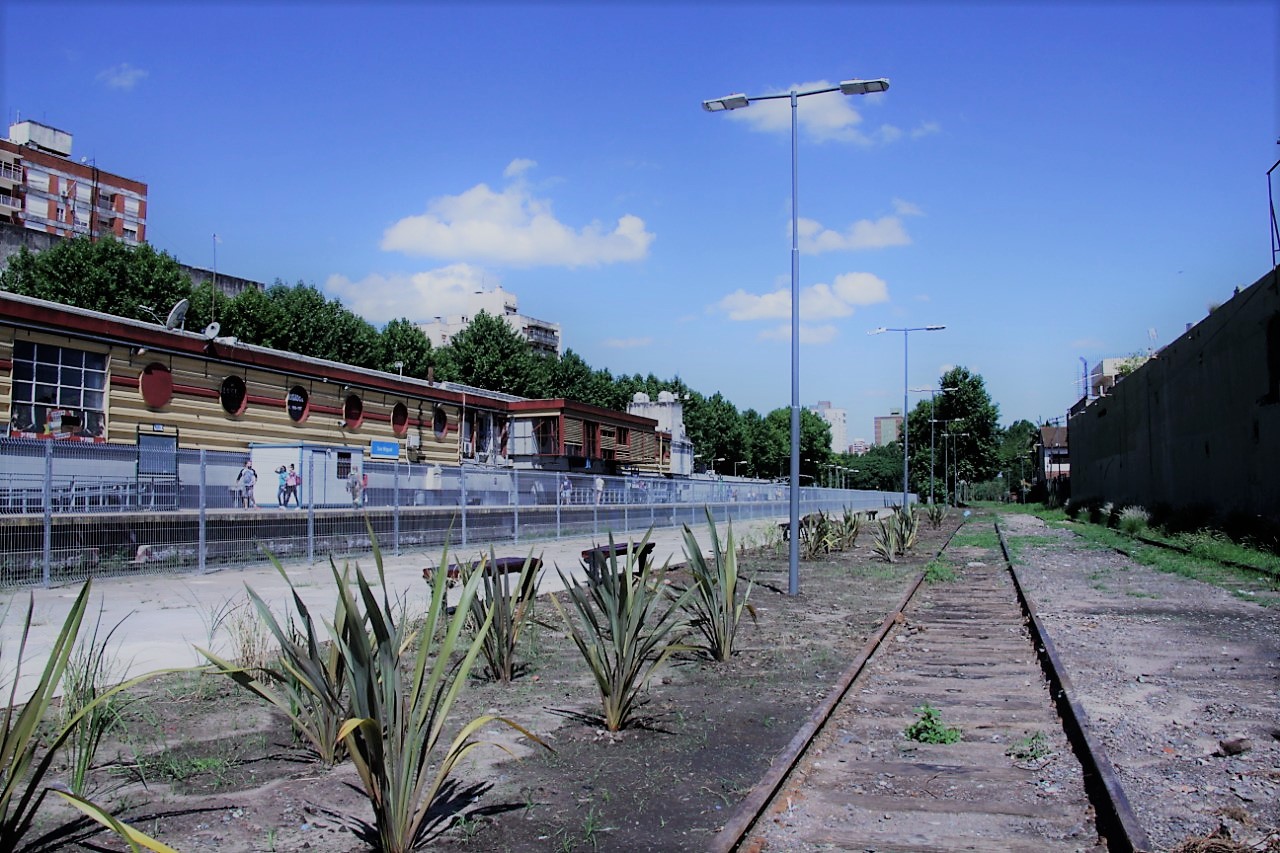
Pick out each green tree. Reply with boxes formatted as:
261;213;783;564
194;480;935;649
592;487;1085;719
0;236;191;323
684;392;743;474
261;281;380;368
440;310;536;396
376;318;435;379
846;443;901;491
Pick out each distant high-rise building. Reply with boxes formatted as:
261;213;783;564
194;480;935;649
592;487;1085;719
848;438;870;456
0;121;148;245
808;400;847;453
417;285;562;357
874;409;903;446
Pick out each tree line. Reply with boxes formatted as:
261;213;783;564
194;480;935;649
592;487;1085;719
1;236;1039;494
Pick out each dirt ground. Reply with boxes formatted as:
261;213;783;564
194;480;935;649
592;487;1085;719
26;508;1280;852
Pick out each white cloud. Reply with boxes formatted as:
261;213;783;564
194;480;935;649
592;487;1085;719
602;336;653;349
797;215;911;253
713;272;890;329
380;162;654;268
893;198;924;217
503;158;536;178
911;121;942;139
324;263;489;325
97;63;148;91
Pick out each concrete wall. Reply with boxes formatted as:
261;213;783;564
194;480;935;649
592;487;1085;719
1068;268;1280;523
0;220;60;270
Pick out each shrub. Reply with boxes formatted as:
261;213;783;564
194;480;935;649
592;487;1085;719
463;550;542;683
677;510;756;663
1117;506;1150;536
551;533;692;731
904;704;962;744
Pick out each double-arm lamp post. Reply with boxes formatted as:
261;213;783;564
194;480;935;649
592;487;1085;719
870;325;945;510
704;76;889;596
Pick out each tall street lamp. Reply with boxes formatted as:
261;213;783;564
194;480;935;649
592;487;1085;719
911;386;957;504
705;76;889;596
734;459;749;477
870;325;945;510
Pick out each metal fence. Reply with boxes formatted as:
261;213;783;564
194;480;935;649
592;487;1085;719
0;437;903;588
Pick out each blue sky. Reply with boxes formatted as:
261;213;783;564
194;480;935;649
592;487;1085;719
3;1;1276;442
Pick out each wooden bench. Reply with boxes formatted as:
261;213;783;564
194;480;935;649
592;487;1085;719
580;541;656;584
778;512;826;543
423;555;542;600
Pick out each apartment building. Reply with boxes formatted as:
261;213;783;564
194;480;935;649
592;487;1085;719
809;400;847;453
417;285;562;356
874;409;903;446
0;121;147;245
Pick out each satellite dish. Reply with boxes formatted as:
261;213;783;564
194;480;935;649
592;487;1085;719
202;322;221;340
164;298;190;331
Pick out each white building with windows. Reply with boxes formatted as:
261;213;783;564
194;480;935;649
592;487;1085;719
417;286;561;357
809;400;847;453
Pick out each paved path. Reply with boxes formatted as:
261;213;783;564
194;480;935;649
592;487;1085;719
0;515;788;705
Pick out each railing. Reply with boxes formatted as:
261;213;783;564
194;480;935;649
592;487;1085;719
0;162;21;182
0;437;906;588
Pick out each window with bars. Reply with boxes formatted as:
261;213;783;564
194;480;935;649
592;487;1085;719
8;340;107;437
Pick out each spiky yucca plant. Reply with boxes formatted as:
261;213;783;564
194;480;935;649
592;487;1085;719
871;518;900;563
840;508;863;550
199;554;354;766
678;510;756;663
463;550;542;683
551;532;692;731
334;536;543;852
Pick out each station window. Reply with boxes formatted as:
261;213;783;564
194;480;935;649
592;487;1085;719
391;402;409;437
343;393;364;428
8;341;106;437
432;406;448;440
220;375;248;416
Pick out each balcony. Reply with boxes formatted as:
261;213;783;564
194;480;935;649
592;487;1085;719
0;194;21;211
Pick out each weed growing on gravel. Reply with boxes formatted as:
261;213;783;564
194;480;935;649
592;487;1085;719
1005;730;1051;762
951;528;1000;550
904;704;962;744
1118;506;1150;535
60;606;132;796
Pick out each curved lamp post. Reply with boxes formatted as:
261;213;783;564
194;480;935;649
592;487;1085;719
705;76;890;596
871;325;945;510
911;386;957;504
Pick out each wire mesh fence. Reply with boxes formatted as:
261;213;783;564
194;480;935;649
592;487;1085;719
0;437;900;588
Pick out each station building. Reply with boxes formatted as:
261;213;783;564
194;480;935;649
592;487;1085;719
0;291;663;476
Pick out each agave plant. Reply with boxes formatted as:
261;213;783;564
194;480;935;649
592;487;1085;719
871;518;900;563
462;549;542;683
335;535;543;852
551;532;692;731
677;510;756;663
925;502;946;530
893;507;921;554
839;508;863;550
1;583;178;852
198;553;354;766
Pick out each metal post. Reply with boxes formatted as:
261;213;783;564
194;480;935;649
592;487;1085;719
901;330;910;510
198;449;207;573
41;441;52;587
460;463;468;548
393;460;401;556
513;469;520;544
787;89;802;596
306;453;316;563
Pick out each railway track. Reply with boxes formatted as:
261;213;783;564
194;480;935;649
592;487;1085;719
712;520;1149;853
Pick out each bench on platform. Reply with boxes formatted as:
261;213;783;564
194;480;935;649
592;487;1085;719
580;541;656;584
423;555;542;600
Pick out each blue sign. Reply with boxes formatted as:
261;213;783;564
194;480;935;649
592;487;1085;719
370;440;399;460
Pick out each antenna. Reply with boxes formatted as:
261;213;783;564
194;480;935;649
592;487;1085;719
1147;328;1157;342
202;321;220;340
164;298;190;331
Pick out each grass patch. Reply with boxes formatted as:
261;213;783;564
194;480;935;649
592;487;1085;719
950;528;1000;550
923;560;957;584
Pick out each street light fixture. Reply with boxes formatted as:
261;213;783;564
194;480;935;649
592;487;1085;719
734;459;749;477
704;76;890;597
870;325;945;510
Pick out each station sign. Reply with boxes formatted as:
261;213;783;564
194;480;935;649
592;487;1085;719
370;440;399;460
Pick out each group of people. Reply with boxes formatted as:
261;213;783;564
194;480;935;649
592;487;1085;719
232;460;303;509
276;464;303;508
